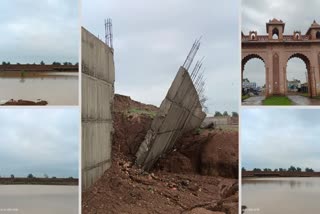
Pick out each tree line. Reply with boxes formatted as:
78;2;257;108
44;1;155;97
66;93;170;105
242;166;315;172
214;111;238;117
1;61;78;66
3;173;74;179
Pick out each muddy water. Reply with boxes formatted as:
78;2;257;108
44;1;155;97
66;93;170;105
0;71;78;105
0;185;78;214
242;177;320;214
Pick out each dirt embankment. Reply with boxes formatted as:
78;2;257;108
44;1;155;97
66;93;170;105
1;99;48;106
155;130;238;179
0;177;78;185
82;94;238;214
242;171;320;177
0;64;78;72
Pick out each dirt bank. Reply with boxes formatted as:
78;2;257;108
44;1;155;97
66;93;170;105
82;94;238;214
0;64;78;72
1;99;48;105
0;177;78;185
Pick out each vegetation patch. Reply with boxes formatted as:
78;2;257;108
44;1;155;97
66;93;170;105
262;96;293;105
242;94;250;101
127;108;157;118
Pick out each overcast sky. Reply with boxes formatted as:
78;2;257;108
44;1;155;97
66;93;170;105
242;109;320;171
0;108;79;178
242;0;320;87
0;0;78;64
82;0;239;114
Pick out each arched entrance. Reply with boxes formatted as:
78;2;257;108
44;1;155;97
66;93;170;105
286;53;312;97
242;54;266;97
242;19;320;99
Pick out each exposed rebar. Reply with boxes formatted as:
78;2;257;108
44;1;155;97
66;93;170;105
105;18;113;48
183;38;201;70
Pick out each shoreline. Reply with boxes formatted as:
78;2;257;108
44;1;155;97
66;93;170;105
0;64;78;73
0;178;78;186
242;171;320;178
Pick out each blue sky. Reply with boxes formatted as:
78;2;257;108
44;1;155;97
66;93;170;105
242;109;320;171
242;0;320;87
82;0;240;115
0;108;79;178
0;0;79;64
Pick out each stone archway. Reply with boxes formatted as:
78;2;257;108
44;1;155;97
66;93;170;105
242;53;268;96
242;19;320;98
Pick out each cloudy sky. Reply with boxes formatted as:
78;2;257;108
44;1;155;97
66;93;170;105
0;0;78;64
0;108;79;178
82;0;240;114
242;0;320;87
242;109;320;171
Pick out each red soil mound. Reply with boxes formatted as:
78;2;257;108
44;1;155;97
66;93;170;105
82;94;238;214
155;130;238;179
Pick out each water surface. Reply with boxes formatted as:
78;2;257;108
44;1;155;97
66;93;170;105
0;185;78;214
0;71;78;105
242;177;320;214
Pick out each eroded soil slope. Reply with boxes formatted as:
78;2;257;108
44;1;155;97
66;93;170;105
82;94;238;214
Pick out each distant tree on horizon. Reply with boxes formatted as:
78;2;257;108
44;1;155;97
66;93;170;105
27;173;34;179
10;174;14;179
40;61;45;65
63;62;73;66
253;168;262;172
44;174;49;179
214;111;222;117
223;111;229;117
288;166;297;172
242;167;246;172
232;112;238;117
306;168;314;172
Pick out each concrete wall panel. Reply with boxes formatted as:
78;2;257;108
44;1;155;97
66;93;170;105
82;27;114;190
136;66;206;170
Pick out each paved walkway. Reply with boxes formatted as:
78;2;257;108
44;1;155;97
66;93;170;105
288;95;320;105
242;96;265;105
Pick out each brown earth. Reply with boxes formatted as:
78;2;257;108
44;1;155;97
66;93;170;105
0;177;78;185
82;94;238;214
0;64;78;72
1;99;48;106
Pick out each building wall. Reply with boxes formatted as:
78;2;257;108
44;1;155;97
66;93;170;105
81;27;115;190
242;43;320;96
135;66;206;171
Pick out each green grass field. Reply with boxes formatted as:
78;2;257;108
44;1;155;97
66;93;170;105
262;96;293;105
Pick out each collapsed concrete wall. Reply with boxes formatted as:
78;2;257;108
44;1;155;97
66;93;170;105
136;66;206;170
81;27;115;190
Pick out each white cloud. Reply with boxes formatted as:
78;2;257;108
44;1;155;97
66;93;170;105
0;0;78;63
242;0;320;85
0;109;79;178
242;109;320;171
82;0;239;114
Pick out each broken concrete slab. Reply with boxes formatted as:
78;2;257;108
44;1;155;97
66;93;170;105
136;66;206;170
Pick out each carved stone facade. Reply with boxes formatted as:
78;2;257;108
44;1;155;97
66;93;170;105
242;19;320;97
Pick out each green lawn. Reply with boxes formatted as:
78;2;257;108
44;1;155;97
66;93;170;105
242;94;250;101
262;96;293;105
